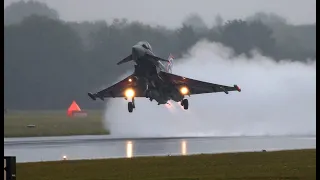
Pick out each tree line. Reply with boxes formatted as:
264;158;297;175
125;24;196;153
4;1;316;110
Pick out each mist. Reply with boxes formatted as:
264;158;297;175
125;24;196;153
103;40;316;138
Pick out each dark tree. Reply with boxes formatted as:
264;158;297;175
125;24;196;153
4;0;59;25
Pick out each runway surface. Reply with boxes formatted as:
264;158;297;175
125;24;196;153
4;135;316;163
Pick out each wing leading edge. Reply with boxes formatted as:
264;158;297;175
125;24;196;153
88;74;145;100
88;71;241;101
159;71;241;95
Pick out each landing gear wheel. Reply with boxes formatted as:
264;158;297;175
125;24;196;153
128;102;134;113
181;99;189;110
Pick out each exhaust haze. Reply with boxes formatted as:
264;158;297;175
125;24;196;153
103;40;316;138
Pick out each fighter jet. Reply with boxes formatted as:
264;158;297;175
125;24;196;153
88;41;241;113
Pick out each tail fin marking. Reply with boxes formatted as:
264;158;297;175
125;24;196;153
167;54;174;73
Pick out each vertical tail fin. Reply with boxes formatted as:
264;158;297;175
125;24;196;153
167;54;174;73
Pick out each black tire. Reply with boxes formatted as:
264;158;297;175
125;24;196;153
182;99;189;110
128;102;134;113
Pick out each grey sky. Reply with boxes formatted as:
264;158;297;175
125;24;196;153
4;0;316;28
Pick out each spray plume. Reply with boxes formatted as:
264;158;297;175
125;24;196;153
103;40;316;138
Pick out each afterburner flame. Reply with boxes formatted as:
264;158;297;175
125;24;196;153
125;88;135;98
180;86;189;95
165;101;172;108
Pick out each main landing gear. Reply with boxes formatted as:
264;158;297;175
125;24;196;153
128;97;136;113
180;99;189;110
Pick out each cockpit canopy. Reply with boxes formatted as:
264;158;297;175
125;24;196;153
138;41;152;51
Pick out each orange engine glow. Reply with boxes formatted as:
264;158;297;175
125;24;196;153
128;78;132;82
180;86;189;95
125;88;135;98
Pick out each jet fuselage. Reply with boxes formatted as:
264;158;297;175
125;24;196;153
130;41;183;105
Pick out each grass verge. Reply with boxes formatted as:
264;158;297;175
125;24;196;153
4;110;109;137
17;149;316;180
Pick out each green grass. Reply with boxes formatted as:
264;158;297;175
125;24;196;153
17;149;316;180
4;110;109;137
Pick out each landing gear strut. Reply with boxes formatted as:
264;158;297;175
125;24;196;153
180;99;189;110
128;97;136;113
145;89;153;102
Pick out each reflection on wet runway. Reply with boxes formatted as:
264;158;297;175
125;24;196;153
125;139;188;158
181;140;187;155
4;135;316;163
126;141;133;158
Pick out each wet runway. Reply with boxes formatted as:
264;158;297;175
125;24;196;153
4;135;316;163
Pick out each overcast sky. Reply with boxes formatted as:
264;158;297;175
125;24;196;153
4;0;316;28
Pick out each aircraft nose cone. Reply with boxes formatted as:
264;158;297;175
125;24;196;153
132;45;144;60
132;46;139;53
132;45;141;52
